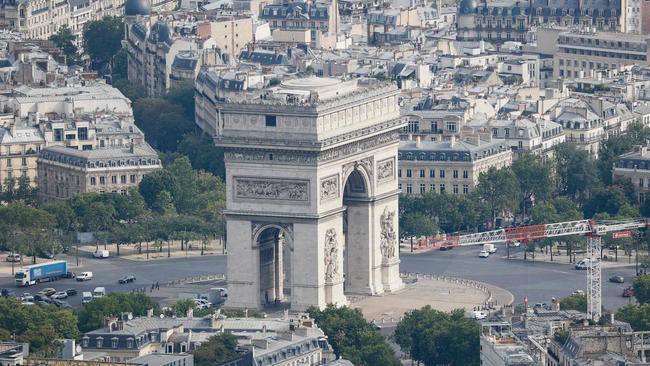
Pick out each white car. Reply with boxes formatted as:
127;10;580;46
51;291;68;300
510;241;521;247
479;250;490;258
193;298;212;309
470;310;488;320
93;250;109;258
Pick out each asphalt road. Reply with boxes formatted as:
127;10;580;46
0;252;226;308
0;246;639;311
400;246;639;311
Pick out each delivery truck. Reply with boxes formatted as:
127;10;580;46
15;260;68;286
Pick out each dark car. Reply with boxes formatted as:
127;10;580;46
65;289;77;296
623;287;635;297
63;271;76;279
118;275;136;284
39;251;55;259
33;294;44;302
51;299;72;309
0;289;15;297
609;275;625;283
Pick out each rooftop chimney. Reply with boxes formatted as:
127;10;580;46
415;135;421;148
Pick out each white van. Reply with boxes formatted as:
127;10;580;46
470;310;488;320
76;272;93;281
575;259;592;270
93;250;109;258
93;287;106;298
82;291;93;304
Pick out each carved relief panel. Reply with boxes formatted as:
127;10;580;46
320;174;339;202
234;177;309;202
377;157;395;183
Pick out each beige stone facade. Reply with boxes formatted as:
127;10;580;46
398;135;513;195
612;145;650;201
0;125;43;187
38;144;161;201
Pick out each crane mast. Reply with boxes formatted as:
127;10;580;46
429;218;648;321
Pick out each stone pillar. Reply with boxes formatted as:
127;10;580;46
225;219;260;309
344;200;377;295
275;235;283;301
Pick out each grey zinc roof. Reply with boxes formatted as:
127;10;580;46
0;126;44;144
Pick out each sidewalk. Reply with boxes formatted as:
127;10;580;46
77;239;226;261
504;249;646;269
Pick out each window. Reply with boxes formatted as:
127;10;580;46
54;128;64;141
6;158;11;167
111;176;117;184
406;169;412;178
121;175;127;184
504;128;510;137
492;128;498;136
518;141;523;149
130;175;136;183
21;157;26;166
447;122;456;132
406;120;420;133
127;339;133;348
440;170;445;178
420;183;426;194
453;170;458;178
96;337;103;348
398;169;402;178
265;115;277;127
78;127;88;140
82;338;89;347
100;176;106;185
463;170;468;179
430;121;438;132
91;177;96;185
640;178;644;188
463;184;469;194
429;169;435;178
430;184;435;192
419;169;425;178
112;338;118;348
398;183;402;190
440;183;445;192
406;184;412;194
453;184;459;194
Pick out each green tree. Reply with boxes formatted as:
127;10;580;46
177;134;226;179
476;167;522;227
49;25;78;64
597;135;633;185
633;274;650;303
512;153;552;215
554;143;598;199
400;212;436;251
0;297;78;355
616;304;650;331
139;170;178;211
113;78;146;102
191;333;240;365
132;98;185;150
583;186;629;218
77;293;160;332
83;16;124;71
394;306;479;366
559;294;587;312
308;305;400;366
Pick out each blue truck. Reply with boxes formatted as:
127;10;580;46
15;260;67;286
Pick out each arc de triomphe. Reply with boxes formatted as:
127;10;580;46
216;77;405;310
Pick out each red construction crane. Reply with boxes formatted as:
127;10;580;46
420;219;648;321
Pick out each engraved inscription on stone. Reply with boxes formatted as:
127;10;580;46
235;177;309;201
377;157;395;182
320;174;339;201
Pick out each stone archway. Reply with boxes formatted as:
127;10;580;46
252;224;293;308
218;77;405;310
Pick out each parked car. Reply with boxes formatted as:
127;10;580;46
509;241;521;247
609;275;625;283
20;294;34;302
93;250;109;259
76;272;93;281
572;290;584;296
479;250;490;258
575;259;592;270
623;287;635;297
470;310;488;320
40;288;57;297
82;292;93;305
5;254;21;262
51;299;72;309
193;298;212;309
39;251;55;259
65;289;77;296
63;271;76;279
51;291;68;300
118;275;136;284
0;289;15;297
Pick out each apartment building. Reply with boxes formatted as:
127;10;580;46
613;144;650;201
550;29;650;79
124;10;251;96
37;143;160;201
0;0;124;44
398;134;513;195
480;323;537;366
259;0;338;45
457;0;625;44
